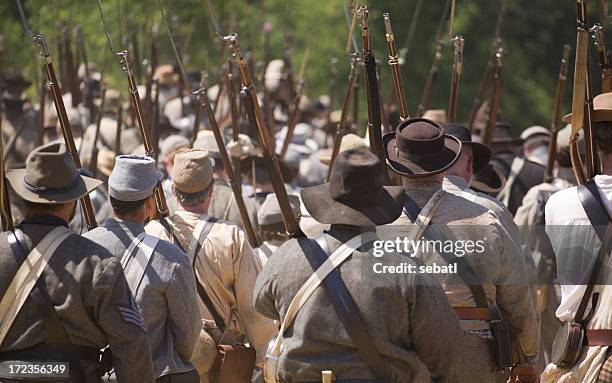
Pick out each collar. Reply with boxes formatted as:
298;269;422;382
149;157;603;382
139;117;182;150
176;209;212;222
443;175;469;191
21;214;69;228
104;217;145;237
403;181;442;208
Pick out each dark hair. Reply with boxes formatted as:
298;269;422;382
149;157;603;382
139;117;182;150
556;147;572;168
594;121;612;155
23;200;72;218
110;196;149;215
173;184;212;206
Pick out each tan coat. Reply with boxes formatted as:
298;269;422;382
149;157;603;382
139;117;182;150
146;210;277;370
392;181;539;381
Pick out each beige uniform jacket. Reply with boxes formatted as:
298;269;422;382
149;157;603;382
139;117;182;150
146;210;277;367
391;182;539;358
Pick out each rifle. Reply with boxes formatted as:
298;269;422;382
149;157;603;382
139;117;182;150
467;0;508;130
359;5;387;178
280;49;310;160
328;54;360;179
582;2;597;180
383;13;409;122
61;27;79;108
224;33;305;238
544;45;571;183
191;71;206;148
329;57;338;112
98;0;169;219
34;33;97;230
90;86;106;178
416;43;443;118
115;101;122;155
227;61;242;187
482;46;504;147
0;35;13;232
75;26;95;125
570;0;590;185
448;35;464;123
38;67;46;147
196;86;260;247
352;69;360;127
590;23;612;92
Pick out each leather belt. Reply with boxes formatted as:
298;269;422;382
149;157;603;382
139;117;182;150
585;330;612;346
454;307;492;321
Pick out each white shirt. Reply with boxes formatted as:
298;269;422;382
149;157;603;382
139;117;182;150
545;175;612;321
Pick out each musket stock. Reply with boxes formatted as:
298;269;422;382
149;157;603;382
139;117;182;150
225;33;304;238
545;45;571;183
35;33;97;230
448;36;464;123
383;13;409;121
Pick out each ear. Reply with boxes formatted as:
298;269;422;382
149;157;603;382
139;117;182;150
465;151;474;178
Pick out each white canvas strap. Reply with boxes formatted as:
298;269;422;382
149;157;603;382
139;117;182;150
0;226;72;346
404;188;447;242
498;157;525;207
121;232;159;297
187;218;215;264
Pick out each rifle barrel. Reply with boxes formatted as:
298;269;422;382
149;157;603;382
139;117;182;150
383;13;409;121
417;43;443;118
448;36;464;123
482;47;504;147
35;33;97;230
545;45;571;183
226;33;304;238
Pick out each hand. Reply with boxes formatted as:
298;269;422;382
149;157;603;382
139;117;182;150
507;363;540;383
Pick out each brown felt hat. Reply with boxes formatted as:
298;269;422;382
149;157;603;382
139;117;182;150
383;118;462;177
6;142;102;204
563;92;612;123
301;148;404;226
471;163;507;194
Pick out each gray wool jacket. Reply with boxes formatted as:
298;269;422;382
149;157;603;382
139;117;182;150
84;217;201;378
0;215;155;383
254;227;466;383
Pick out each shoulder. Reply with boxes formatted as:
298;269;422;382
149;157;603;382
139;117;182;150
145;219;171;241
545;186;583;225
152;237;189;265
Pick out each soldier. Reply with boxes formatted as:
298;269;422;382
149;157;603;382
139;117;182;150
159;135;190;215
520;126;551;168
491;122;546;215
83;154;201;382
0;142;154;382
383;119;539;382
1;73;38;169
254;148;465;382
542;93;612;383
252;193;301;265
194;130;260;232
145;149;276;381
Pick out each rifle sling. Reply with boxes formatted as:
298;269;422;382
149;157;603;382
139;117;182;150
6;229;94;380
575;180;612;323
300;237;390;381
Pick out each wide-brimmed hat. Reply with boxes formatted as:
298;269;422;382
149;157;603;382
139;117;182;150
108;155;163;202
257;193;301;226
6;142;102;204
443;123;491;173
301;148;404;226
563;92;612;123
471;163;507;194
383;118;462;177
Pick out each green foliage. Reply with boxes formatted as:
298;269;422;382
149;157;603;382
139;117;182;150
0;0;602;135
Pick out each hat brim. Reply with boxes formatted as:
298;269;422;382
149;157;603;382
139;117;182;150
464;142;492;173
471;166;507;194
6;169;102;204
383;132;462;177
563;109;612;124
301;184;405;226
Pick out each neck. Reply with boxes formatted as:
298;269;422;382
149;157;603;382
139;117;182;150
402;174;444;189
179;202;209;215
114;212;145;226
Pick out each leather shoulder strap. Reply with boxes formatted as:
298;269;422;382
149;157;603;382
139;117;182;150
300;235;390;381
189;219;226;331
575;181;612;322
0;226;72;346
